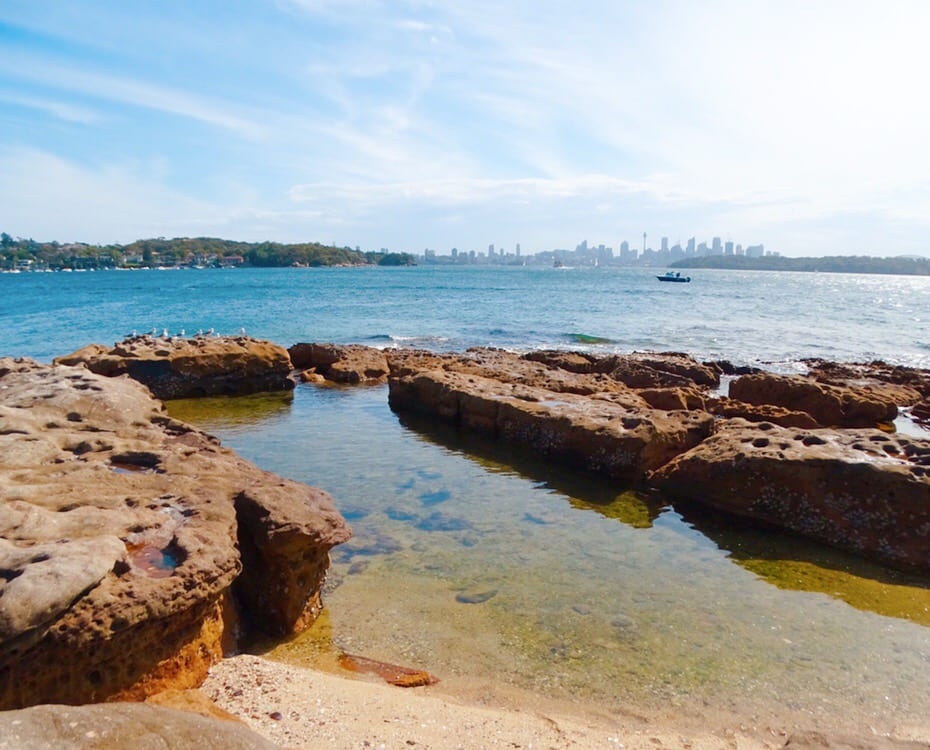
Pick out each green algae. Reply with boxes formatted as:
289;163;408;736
739;558;930;627
568;489;664;529
166;390;293;429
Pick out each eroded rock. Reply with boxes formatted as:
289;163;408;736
651;419;930;572
388;366;714;480
0;357;349;709
55;335;294;399
288;342;390;384
729;372;898;428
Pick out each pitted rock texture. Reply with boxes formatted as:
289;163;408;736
523;349;721;388
54;335;294;399
0;702;280;750
289;342;390;384
387;355;714;480
651;419;930;572
0;357;349;709
729;372;898;428
705;396;820;429
804;358;930;406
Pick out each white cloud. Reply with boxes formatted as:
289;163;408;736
0;58;263;137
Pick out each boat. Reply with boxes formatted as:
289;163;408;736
657;271;690;283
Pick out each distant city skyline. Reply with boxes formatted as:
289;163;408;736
419;235;774;265
3;2;930;257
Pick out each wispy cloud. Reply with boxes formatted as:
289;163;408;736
3;1;930;254
0;57;262;137
0;90;98;124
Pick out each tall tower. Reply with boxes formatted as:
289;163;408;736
642;232;647;254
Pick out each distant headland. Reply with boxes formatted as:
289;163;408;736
0;233;417;271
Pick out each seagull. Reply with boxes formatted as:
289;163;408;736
179;329;185;337
239;327;246;335
162;328;169;338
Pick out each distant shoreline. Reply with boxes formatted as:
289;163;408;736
671;254;930;276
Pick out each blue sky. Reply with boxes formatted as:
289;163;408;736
2;1;929;256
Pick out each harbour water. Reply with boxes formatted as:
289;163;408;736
2;265;929;369
4;265;930;732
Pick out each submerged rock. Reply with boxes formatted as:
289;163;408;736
55;335;294;399
651;419;930;573
0;357;350;709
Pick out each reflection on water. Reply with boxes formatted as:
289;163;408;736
397;411;665;529
168;384;930;732
166;390;294;430
676;502;930;627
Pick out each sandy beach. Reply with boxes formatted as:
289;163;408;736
201;654;784;749
197;654;930;750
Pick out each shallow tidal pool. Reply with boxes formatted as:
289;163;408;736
168;384;930;731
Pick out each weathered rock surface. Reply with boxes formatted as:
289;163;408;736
804;358;930;405
651;419;930;572
706;396;820;429
288;342;390;384
389;348;649;404
55;335;294;399
0;357;350;709
387;353;714;480
729;372;898;428
0;702;280;750
522;349;721;388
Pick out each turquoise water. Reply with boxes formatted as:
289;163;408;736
5;266;930;731
2;265;929;368
167;385;930;733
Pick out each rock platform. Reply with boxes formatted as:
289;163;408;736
0;356;350;709
55;335;294;399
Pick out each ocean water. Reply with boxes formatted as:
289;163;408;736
5;266;930;732
2;265;929;368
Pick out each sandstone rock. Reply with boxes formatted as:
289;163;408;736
804;358;930;404
388;367;714;480
523;350;721;388
289;342;390;384
706;396;820;429
0;357;349;709
55;335;294;399
729;372;897;428
708;360;763;376
637;387;706;411
388;348;647;404
651;419;930;572
912;400;930;424
619;352;720;388
0;702;279;750
234;479;350;636
521;349;605;374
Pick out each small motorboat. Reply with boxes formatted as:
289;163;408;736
657;271;690;283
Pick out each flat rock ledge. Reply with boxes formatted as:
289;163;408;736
0;357;350;710
55;335;295;400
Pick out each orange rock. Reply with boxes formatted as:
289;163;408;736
55;335;294;399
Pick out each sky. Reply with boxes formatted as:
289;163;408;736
2;1;930;257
